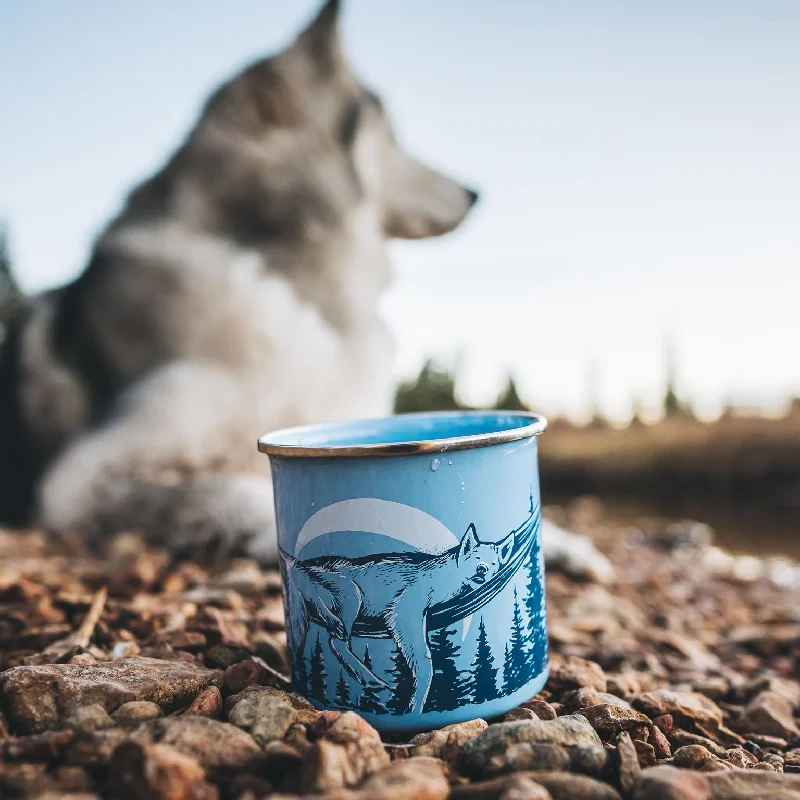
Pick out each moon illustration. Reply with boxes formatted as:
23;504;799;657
294;498;473;639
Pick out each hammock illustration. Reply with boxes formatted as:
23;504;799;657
330;503;541;639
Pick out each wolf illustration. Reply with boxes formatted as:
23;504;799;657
282;523;514;714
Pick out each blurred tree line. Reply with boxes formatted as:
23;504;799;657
394;360;527;414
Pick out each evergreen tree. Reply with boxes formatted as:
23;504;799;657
524;536;548;678
293;650;310;696
334;670;350;707
386;643;415;715
507;587;529;692
501;642;513;695
424;626;469;712
309;634;327;703
358;645;385;714
467;617;499;703
494;376;528;411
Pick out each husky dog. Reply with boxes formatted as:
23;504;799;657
0;1;476;558
283;523;514;714
0;0;613;582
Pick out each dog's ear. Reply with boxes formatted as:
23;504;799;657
293;0;343;75
457;523;480;565
496;532;514;566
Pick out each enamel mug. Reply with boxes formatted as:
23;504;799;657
257;411;548;732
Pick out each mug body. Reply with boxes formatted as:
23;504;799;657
258;411;548;732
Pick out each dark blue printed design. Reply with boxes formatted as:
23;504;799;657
280;496;547;716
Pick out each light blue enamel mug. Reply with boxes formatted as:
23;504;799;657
257;411;548;732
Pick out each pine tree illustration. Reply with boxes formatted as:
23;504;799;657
508;587;529;692
468;616;499;704
501;642;513;695
358;645;385;714
335;670;350;707
524;532;548;677
292;650;310;696
424;626;469;712
309;634;327;703
386;642;415;714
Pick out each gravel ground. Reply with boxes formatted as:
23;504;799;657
1;498;799;799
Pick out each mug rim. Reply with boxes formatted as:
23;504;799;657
257;409;547;458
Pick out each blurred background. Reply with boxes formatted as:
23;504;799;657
2;0;798;554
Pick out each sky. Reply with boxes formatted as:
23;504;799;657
2;0;799;421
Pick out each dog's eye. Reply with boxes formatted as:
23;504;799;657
340;100;361;148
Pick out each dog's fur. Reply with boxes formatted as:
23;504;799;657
0;1;614;582
283;523;514;713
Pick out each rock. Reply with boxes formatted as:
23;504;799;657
669;729;725;756
222;657;270;695
459;716;606;779
407;719;488;761
565;689;632;712
634;690;723;731
522;700;558;720
518;772;622;800
649;725;672;759
616;731;641;794
112;701;162;724
349;757;450;800
64;729;129;767
225;685;318;724
633;738;657;767
227;687;298;746
576;704;651;734
632;765;711;799
299;711;388;792
0;657;221;734
722;747;759;769
706;768;800;798
184;687;222;719
673;744;732;772
61;704;115;734
506;707;539;721
131;716;263;770
744;691;800;739
548;657;607;693
3;728;75;761
110;741;218;800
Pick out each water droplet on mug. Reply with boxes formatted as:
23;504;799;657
430;458;440;472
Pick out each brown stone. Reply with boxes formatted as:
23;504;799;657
744;691;800;739
548;657;607;693
131;716;263;770
110;741;218;800
0;657;221;734
632;765;711;800
577;704;651;734
672;744;731;772
183;687;222;719
616;731;641;795
649;725;672;759
3;728;75;761
407;718;488;761
522;699;559;720
634;690;724;730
